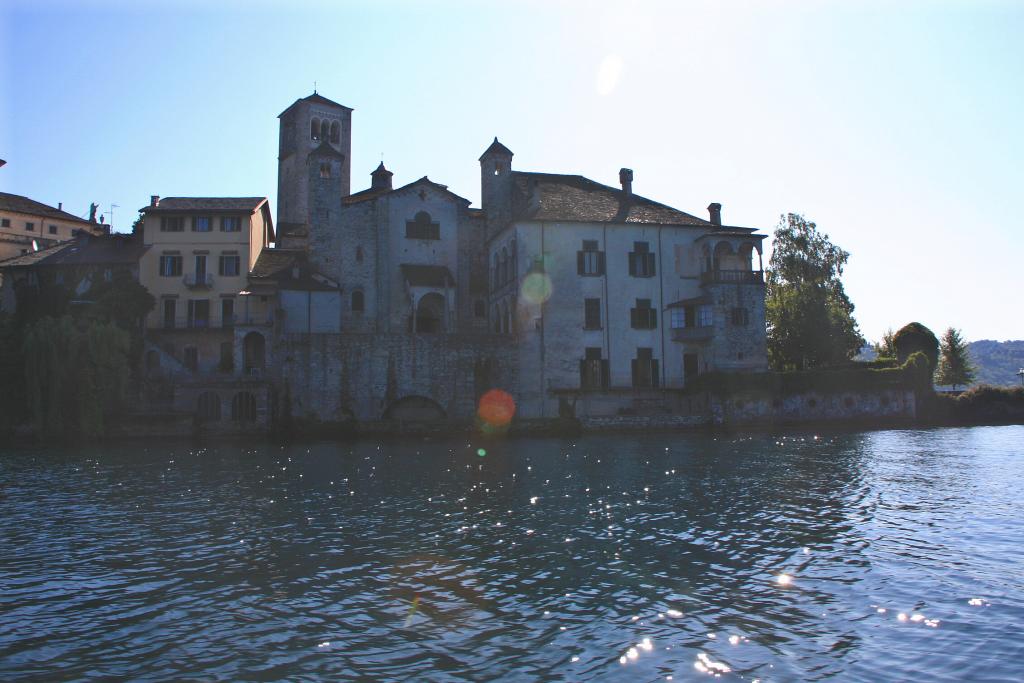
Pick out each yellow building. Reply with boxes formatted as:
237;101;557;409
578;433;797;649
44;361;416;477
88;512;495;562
0;192;108;262
139;196;273;376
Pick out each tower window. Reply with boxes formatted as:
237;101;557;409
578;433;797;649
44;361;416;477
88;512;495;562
321;120;330;141
406;211;440;240
330;120;340;144
310;118;321;141
320;163;331;178
351;290;364;313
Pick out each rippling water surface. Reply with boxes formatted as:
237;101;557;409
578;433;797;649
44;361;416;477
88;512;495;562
2;426;1023;681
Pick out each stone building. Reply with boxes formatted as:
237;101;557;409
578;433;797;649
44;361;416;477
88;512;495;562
255;92;767;425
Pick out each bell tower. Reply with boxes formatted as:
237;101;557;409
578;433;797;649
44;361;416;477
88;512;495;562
276;92;352;229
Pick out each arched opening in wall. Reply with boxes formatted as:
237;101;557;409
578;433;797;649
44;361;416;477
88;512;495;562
351;289;364;313
739;242;759;272
243;332;266;373
330;120;340;144
415;293;445;334
701;244;712;273
145;349;160;374
231;391;258;422
197;392;222;422
320;120;330;142
500;247;508;285
713;241;734;271
310;118;321;141
383;395;446;421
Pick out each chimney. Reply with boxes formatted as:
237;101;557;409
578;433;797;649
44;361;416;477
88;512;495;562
619;168;633;196
58;202;63;211
707;202;722;226
150;195;160;207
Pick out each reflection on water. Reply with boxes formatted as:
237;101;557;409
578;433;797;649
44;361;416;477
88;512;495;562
1;426;1023;681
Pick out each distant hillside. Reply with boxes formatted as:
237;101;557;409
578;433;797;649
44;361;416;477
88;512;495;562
967;340;1024;387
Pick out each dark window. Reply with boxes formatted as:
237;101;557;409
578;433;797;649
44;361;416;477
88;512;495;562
631;347;659;388
184;346;199;372
193;216;212;232
320;163;331;178
159;254;182;276
356;246;364;263
577;240;605;276
580;347;610;390
474;299;486;318
187;299;210;329
232;391;258;421
683;353;699;381
628;241;656;277
310;118;320;141
194;255;207;283
351;290;364;313
0;218;9;227
584;298;601;329
25;222;35;232
630;298;657;329
330;121;340;144
163;299;176;329
219;253;240;277
160;216;184;232
730;307;749;326
406;211;440;240
221;298;234;327
48;225;58;235
221;216;240;232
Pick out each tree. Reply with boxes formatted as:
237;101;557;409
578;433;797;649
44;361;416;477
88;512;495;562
874;328;897;359
766;213;864;370
935;327;975;390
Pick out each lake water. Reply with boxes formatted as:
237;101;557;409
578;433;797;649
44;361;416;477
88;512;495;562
1;426;1023;681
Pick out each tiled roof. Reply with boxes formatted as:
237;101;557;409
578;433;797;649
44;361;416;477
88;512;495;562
0;234;147;268
278;92;353;118
510;172;713;227
140;197;267;213
343;177;470;206
401;264;456;288
248;248;338;291
0;192;96;225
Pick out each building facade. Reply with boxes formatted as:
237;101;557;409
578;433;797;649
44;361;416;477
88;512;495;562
0;192;109;262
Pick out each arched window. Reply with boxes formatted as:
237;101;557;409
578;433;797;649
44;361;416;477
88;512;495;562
352;290;364;313
320;120;330;142
231;392;258;422
197;392;221;422
500;247;509;285
509;240;517;280
310;118;321;141
330;120;340;144
405;211;440;240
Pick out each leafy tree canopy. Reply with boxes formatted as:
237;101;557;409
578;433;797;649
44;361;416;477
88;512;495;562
935;327;975;390
894;322;939;373
766;213;864;370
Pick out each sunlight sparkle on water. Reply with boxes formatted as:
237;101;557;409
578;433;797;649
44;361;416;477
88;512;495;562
777;573;793;586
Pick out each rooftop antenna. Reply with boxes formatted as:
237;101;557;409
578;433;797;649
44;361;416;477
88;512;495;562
314;80;317;94
109;203;119;230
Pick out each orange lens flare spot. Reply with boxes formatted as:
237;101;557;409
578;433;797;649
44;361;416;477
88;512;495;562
478;389;516;428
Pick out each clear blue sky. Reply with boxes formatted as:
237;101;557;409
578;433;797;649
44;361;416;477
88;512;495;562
2;0;1021;342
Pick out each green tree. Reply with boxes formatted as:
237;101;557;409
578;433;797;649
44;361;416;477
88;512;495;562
766;213;865;370
935;327;975;390
874;328;897;359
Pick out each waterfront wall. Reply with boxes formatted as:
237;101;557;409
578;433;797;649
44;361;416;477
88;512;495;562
709;387;916;425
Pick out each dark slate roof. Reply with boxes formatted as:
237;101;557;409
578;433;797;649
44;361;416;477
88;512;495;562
0;192;95;225
479;137;513;160
0;234;147;268
510;172;714;227
278;92;353;118
343;176;470;206
140;197;267;213
401;264;456;288
248;249;338;291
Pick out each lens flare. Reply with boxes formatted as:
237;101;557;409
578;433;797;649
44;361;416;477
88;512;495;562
478;389;516;431
477;448;487;457
520;272;552;305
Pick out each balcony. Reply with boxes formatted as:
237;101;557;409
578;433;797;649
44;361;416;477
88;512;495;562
671;326;714;342
700;269;763;285
184;273;215;289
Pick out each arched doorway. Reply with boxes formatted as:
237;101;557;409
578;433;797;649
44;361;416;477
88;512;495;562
415;293;445;334
196;392;222;422
383;395;446;421
231;391;258;422
243;332;265;373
